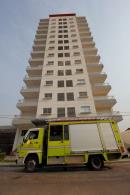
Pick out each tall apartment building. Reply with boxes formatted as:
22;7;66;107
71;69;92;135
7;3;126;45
12;13;122;150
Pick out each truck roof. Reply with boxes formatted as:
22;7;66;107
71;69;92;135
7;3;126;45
32;117;115;126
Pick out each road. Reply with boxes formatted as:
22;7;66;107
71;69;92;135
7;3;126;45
0;162;130;195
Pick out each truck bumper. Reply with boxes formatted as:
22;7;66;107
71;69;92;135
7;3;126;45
16;155;24;165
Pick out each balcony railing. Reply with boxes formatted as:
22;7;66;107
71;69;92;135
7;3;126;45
94;96;117;108
89;72;107;83
12;115;36;125
87;63;103;72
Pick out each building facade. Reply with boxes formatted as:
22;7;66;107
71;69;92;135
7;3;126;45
12;13;122;150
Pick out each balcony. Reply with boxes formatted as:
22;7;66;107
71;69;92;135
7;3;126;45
32;45;45;52
89;72;107;83
20;87;40;98
94;96;117;109
17;99;38;111
24;75;41;86
83;48;97;56
78;26;89;30
26;66;42;76
81;37;93;43
36;30;48;35
92;83;111;96
37;25;48;30
34;39;46;45
87;64;103;72
96;111;123;122
35;34;47;39
28;58;44;66
82;42;95;49
31;51;44;58
85;55;100;64
79;32;91;37
12;115;35;127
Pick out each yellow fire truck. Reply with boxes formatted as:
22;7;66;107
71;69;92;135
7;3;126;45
16;118;124;172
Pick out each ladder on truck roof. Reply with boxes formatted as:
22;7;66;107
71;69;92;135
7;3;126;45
32;116;115;127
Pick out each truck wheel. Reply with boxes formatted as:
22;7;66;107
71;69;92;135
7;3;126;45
88;156;104;170
25;157;38;172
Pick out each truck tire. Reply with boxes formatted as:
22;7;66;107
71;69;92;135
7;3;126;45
25;156;38;172
88;156;104;170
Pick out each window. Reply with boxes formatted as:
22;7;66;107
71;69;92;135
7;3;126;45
70;25;75;28
65;53;70;57
59;22;62;25
50;30;55;33
58;30;63;33
58;46;63;50
57;93;65;101
44;93;52;99
65;69;72;75
65;61;71;66
51;26;56;29
64;46;69;50
71;34;77;37
58;70;64;76
48;46;55;50
58;80;64;87
59;19;62;21
58;40;63;44
58;35;63;38
57;108;65;117
67;107;76;117
74;52;80;56
77;79;85;85
63;22;67;24
76;69;83;74
59;26;62;29
63;26;67;28
71;29;76;32
58;61;64;66
58;53;63;57
79;92;88;98
46;70;53;75
49;40;55;44
27;131;39;140
45;80;53;86
64;35;68;38
64;30;68;33
72;39;78;43
67;93;74;101
48;53;54;57
43;108;52;115
47;61;54;65
50;125;63;141
75;60;81;64
73;45;79;49
80;106;91;114
64;40;69;44
66;80;73;87
49;35;55;38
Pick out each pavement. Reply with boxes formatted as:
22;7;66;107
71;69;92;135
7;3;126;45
0;161;130;195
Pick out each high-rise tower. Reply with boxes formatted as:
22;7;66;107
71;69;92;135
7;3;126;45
12;13;122;149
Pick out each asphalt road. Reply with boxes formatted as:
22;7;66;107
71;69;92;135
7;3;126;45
0;162;130;195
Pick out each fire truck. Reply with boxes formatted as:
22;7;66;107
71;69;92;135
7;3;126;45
16;117;124;172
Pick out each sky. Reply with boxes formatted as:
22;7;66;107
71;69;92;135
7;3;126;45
0;0;130;131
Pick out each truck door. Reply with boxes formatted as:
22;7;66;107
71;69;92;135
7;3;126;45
48;125;64;157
